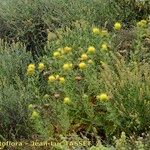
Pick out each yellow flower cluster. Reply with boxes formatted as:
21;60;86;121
28;104;40;120
79;62;86;69
114;22;122;30
92;27;109;37
96;93;109;102
27;64;35;76
59;77;65;84
52;45;95;77
31;111;39;120
88;59;94;64
27;62;45;76
63;63;73;71
48;75;56;83
63;46;72;53
63;97;71;105
87;46;96;54
48;75;65;84
137;19;147;28
92;27;100;35
80;53;88;61
38;63;45;72
53;46;72;59
78;49;95;69
101;43;108;51
53;51;61;58
55;75;60;80
28;104;34;110
26;22;125;108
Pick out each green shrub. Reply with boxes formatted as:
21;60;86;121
0;43;33;139
0;1;150;148
21;20;150;142
0;0;149;58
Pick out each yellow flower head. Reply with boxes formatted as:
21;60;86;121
53;51;61;58
79;62;86;69
69;63;73;68
88;46;96;54
96;93;109;102
63;63;72;71
101;43;108;51
57;48;64;54
64;97;71;105
31;111;39;119
81;53;88;61
55;75;60;80
48;75;56;83
88;59;94;64
27;64;35;76
28;64;35;69
64;46;72;53
114;22;122;30
28;104;33;110
137;19;147;27
59;77;65;84
27;68;35;76
38;63;45;72
141;20;147;24
92;27;100;35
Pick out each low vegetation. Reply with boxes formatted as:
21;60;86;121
0;0;150;149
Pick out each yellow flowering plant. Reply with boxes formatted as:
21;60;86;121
38;63;45;72
114;22;122;30
101;43;108;51
48;75;56;83
63;97;71;105
96;93;109;102
63;46;72;53
79;62;86;69
1;8;150;146
53;51;61;58
59;77;65;84
81;53;88;61
92;27;100;35
87;46;96;54
63;63;73;71
27;64;35;76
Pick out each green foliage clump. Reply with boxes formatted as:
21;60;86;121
0;1;150;149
